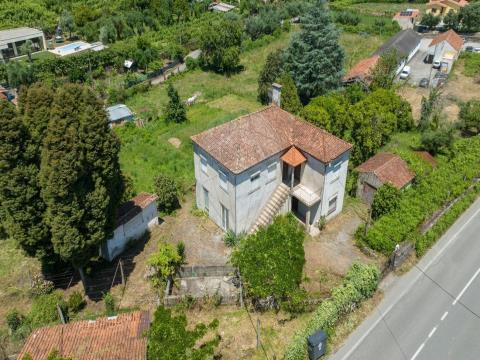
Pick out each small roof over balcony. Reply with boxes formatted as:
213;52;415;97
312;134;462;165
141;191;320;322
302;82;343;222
281;146;307;167
292;184;321;207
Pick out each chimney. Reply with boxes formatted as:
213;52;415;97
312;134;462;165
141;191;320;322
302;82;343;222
270;83;282;107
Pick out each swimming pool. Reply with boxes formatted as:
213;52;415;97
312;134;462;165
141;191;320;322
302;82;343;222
49;41;93;57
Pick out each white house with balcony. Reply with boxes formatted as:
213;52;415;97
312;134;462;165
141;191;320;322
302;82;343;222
190;106;352;235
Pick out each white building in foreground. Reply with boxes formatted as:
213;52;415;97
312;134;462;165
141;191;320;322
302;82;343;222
191;106;352;235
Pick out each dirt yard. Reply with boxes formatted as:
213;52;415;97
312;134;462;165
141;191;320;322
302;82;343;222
398;60;480;123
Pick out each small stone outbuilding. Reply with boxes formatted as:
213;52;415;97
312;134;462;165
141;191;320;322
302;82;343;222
356;152;415;204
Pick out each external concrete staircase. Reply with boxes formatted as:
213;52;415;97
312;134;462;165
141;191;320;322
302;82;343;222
249;183;290;234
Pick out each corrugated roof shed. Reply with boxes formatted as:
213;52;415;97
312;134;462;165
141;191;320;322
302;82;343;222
106;104;134;122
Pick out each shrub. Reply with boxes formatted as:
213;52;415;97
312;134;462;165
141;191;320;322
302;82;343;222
232;214;305;308
6;309;24;333
147;242;183;288
67;291;86;314
223;230;246;247
335;12;360;26
176;241;186;263
284;262;379;360
420;128;454;155
103;292;116;316
154;173;179;214
29;274;54;297
317;215;327;231
458;100;480;135
371;184;401;220
164;83;187;124
29;292;66;328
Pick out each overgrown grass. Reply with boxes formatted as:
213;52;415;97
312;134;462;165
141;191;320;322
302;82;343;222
340;33;386;70
342;2;427;17
461;53;480;77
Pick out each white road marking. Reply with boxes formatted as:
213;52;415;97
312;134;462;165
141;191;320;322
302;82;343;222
452;267;480;306
441;311;449;321
411;343;425;360
336;203;480;360
428;326;437;338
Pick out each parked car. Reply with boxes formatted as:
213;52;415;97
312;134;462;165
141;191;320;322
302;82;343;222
419;78;430;88
465;46;474;52
474;47;480;53
433;60;441;69
399;66;411;80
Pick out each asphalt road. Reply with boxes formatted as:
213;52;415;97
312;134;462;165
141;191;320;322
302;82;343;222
329;197;480;360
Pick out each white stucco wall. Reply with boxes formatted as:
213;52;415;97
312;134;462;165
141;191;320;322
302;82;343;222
430;41;458;63
102;201;158;261
320;151;350;221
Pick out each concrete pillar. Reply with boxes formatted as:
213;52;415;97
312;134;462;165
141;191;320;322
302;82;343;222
306;208;311;233
290;167;294;189
12;42;18;57
271;83;282;107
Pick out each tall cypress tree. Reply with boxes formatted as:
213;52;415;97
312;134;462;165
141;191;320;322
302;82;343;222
285;2;344;101
40;85;122;277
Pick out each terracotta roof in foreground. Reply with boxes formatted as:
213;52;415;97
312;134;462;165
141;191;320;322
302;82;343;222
18;311;150;360
117;192;158;226
356;152;415;189
429;29;464;51
191;106;352;174
343;55;380;82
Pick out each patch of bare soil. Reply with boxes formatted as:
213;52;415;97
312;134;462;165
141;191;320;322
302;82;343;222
167;137;181;148
119;194;230;309
303;200;378;296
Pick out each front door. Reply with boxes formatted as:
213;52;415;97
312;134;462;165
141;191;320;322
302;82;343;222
282;162;290;183
294;165;301;185
221;204;229;230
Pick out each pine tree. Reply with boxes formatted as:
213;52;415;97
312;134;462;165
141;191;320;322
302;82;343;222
278;72;302;114
284;2;344;101
164;83;187;123
39;84;122;275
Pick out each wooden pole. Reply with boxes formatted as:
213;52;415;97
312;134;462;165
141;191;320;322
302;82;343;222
57;304;66;324
120;259;125;286
256;319;261;350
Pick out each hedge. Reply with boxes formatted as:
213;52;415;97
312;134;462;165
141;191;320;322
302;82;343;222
357;137;480;255
284;262;379;360
416;183;480;256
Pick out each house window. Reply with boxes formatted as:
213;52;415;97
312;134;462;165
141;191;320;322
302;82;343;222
221;204;229;230
328;195;338;215
200;155;208;174
219;169;228;191
267;163;276;182
203;187;209;213
250;172;261;193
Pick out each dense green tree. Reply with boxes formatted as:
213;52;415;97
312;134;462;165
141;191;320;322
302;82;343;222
459;3;480;32
370;49;399;90
419;88;442;131
284;2;344;101
279;72;302;114
164;83;187;123
154;173;179;214
39;84;122;277
458;100;480;135
60;10;75;39
135;36;158;71
99;21;117;44
443;10;460;30
19;40;33;63
371;184;401;220
151;0;174;25
302;93;352;135
199;16;243;73
232;214;305;307
420;13;440;30
6;62;35;88
148;306;219;360
257;49;284;104
421;127;455;155
173;0;190;22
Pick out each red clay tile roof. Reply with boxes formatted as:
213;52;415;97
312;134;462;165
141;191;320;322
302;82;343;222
191;106;352;174
18;311;150;360
415;151;437;167
0;92;6;100
281;146;307;167
343;55;380;82
356;152;415;189
429;29;464;51
117;192;157;226
427;0;468;9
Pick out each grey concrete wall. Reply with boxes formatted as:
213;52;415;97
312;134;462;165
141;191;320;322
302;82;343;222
356;172;382;202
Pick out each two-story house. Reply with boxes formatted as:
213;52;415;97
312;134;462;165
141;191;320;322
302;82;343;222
190;106;352;235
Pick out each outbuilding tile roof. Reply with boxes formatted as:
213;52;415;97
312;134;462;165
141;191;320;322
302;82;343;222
429;29;464;51
344;55;380;82
117;192;158;226
356;152;415;189
18;311;150;360
281;146;307;167
191;106;352;174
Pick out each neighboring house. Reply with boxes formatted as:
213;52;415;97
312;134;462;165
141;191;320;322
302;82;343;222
428;29;464;72
106;104;135;126
209;2;236;12
101;193;158;261
191;106;352;235
426;0;468;16
343;55;380;84
374;29;422;75
393;9;420;30
18;311;150;360
0;27;46;63
356;153;415;204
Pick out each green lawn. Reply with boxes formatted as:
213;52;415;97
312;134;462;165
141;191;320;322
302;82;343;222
117;31;389;193
342;2;427;17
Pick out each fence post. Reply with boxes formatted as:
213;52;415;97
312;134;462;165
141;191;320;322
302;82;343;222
120;259;125;286
57;304;66;324
256;319;261;350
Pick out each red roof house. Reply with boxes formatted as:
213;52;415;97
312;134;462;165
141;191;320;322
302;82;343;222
343;55;380;84
18;311;150;360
